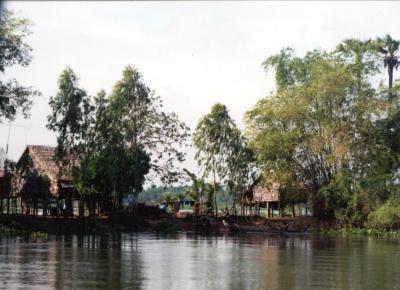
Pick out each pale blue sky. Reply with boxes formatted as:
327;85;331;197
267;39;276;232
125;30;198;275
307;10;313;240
2;1;400;179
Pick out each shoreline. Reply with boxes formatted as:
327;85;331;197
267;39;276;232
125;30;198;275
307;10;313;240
0;214;398;238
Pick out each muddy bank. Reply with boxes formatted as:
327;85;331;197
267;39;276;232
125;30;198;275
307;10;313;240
0;214;345;235
0;215;140;235
143;215;329;234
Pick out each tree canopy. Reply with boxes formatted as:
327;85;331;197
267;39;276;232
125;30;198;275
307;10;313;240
55;66;190;210
246;35;400;226
0;9;39;122
193;103;255;212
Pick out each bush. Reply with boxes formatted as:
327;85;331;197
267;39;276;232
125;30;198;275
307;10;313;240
368;198;400;229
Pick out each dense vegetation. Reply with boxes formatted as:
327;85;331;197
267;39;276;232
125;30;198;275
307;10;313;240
138;186;187;203
192;104;256;214
0;9;39;123
47;66;189;214
245;36;400;228
2;9;400;229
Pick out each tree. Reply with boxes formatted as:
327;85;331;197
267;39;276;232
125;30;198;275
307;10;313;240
335;38;380;94
183;168;215;214
376;34;400;96
47;67;94;215
225;131;257;213
0;9;40;122
262;48;326;92
193;103;253;215
73;66;189;211
106;66;189;186
247;47;393;222
47;67;93;175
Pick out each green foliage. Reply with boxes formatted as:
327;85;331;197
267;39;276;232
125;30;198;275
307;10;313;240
47;67;94;178
183;169;215;203
163;191;178;202
58;66;189;210
193;103;255;212
246;35;400;225
0;224;47;239
138;186;187;203
0;9;40;122
375;34;400;92
107;66;190;185
368;196;400;229
263;48;326;92
310;227;400;237
335;39;380;85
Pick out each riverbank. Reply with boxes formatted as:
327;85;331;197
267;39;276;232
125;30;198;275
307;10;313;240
0;214;398;237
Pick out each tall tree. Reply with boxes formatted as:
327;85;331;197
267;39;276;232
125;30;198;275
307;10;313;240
74;66;189;210
376;34;400;97
262;47;326;92
0;9;40;122
247;49;391;222
193;103;252;215
47;67;93;175
107;66;189;191
335;38;380;94
47;67;94;215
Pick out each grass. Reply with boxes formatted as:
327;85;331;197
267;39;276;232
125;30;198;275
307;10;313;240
309;227;400;238
0;224;48;239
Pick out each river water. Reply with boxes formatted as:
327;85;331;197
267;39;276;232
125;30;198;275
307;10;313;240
0;233;399;290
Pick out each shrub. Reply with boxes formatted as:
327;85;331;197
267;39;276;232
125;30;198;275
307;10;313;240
368;197;400;229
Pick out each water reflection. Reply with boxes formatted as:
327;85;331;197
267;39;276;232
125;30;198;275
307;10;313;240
0;233;399;289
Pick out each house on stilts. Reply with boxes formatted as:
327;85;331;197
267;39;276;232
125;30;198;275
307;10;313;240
12;145;77;216
242;178;310;218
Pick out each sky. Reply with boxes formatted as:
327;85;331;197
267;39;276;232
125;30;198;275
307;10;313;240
2;1;400;180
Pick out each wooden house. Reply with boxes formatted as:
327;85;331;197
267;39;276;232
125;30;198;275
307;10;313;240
253;181;310;218
242;176;309;218
253;183;281;217
0;170;11;213
14;145;77;215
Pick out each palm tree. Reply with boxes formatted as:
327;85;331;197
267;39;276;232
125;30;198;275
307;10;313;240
376;34;400;97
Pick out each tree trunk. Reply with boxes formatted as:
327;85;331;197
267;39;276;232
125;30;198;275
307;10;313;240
389;65;394;98
213;167;218;217
78;198;84;217
66;196;73;216
43;197;48;217
278;201;282;217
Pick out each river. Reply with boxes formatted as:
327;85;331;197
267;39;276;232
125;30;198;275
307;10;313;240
0;233;399;290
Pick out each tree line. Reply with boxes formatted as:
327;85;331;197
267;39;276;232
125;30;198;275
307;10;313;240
2;9;400;227
245;36;400;227
46;66;190;214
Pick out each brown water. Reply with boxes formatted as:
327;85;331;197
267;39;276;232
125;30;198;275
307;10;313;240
0;233;399;290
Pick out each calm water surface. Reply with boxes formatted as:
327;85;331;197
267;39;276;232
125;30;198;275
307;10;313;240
0;232;399;290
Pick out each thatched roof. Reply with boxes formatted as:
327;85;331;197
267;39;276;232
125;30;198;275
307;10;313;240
253;183;280;202
16;145;78;195
26;145;59;180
